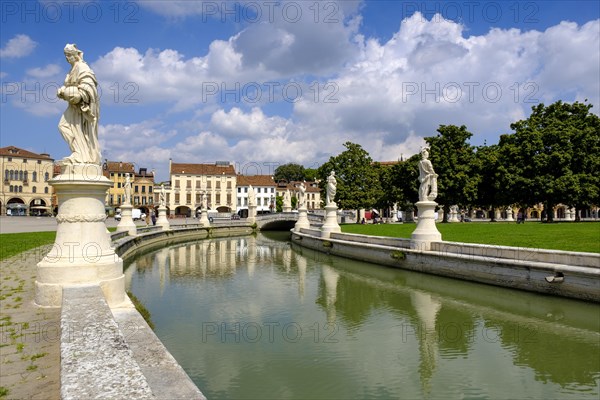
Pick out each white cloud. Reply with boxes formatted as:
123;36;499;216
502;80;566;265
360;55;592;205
99;120;177;150
0;34;37;58
26;64;62;79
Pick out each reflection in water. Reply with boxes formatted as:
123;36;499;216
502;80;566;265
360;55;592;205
126;234;600;400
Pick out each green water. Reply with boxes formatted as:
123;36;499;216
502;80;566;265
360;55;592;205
126;232;600;399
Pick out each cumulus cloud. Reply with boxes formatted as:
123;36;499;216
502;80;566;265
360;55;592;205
26;64;62;79
0;34;37;58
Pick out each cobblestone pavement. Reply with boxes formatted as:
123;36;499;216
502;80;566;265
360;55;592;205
0;248;60;400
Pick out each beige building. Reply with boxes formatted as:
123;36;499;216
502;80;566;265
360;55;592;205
168;160;237;216
103;161;155;215
1;146;54;216
276;180;322;210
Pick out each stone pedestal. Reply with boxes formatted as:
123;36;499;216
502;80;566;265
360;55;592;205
294;207;310;232
283;205;292;213
411;201;442;250
494;208;502;221
116;203;137;235
198;207;210;226
321;204;341;238
247;205;257;225
505;208;514;222
449;206;460;223
156;205;170;230
35;164;125;308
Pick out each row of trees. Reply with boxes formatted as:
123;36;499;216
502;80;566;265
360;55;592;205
308;101;599;223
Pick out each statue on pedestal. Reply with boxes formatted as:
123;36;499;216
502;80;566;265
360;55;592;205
57;44;101;165
298;181;306;209
326;171;337;206
124;173;131;205
248;185;256;207
418;148;438;202
159;184;166;207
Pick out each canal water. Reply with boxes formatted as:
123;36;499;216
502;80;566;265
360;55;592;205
125;232;600;400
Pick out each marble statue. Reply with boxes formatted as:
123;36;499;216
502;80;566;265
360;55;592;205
298;181;306;209
124;173;131;204
57;44;101;165
418;148;438;202
326;171;337;206
248;185;256;206
283;189;291;208
159;184;166;207
202;191;207;207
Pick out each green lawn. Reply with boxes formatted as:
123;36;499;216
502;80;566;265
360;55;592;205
0;232;57;261
342;222;600;253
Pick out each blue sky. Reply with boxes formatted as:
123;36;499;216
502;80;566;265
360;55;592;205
1;0;599;181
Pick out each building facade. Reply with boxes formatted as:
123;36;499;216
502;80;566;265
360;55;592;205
236;175;277;214
168;160;237;216
102;161;155;215
1;146;54;215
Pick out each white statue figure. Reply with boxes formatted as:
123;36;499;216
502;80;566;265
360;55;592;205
57;44;101;165
159;184;166;207
326;171;337;206
124;173;131;204
248;185;256;206
202;191;207;207
418;148;438;202
298;181;306;209
283;189;291;208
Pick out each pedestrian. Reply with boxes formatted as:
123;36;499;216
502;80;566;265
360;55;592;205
151;211;157;226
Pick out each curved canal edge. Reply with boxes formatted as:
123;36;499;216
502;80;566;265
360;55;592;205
291;228;600;303
59;223;253;400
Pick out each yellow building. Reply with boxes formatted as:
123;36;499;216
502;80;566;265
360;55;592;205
103;161;155;215
168;160;237;216
1;146;54;215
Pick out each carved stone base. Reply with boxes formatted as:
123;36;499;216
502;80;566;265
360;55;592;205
321;204;341;238
36;170;125;307
198;208;210;226
156;206;170;230
116;203;137;235
295;207;310;232
247;205;257;225
411;201;442;251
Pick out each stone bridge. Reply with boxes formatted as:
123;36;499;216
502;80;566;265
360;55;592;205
256;212;323;230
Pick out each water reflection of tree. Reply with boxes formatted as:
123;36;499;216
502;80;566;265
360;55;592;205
485;318;600;388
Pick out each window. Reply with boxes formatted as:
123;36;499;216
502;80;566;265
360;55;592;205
141;186;146;193
4;170;8;180
166;193;170;203
186;180;191;189
37;160;41;164
19;186;22;192
117;183;121;188
244;188;247;193
175;193;180;204
32;186;36;193
9;170;14;180
216;193;221;203
237;197;241;206
216;181;221;189
19;171;23;181
227;194;231;204
7;157;11;161
175;180;180;189
23;171;27;181
196;181;201;189
271;188;275;193
44;172;49;181
32;171;37;182
186;193;191;204
110;195;114;204
23;159;27;163
244;198;248;206
134;185;139;193
45;187;49;194
237;187;241;193
207;181;212;189
148;186;152;193
227;181;231;189
9;185;13;192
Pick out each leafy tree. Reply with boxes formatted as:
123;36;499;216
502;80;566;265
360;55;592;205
425;125;477;222
304;168;318;182
388;154;420;216
275;195;283;212
473;144;504;221
503;101;599;222
274;163;305;182
317;142;382;222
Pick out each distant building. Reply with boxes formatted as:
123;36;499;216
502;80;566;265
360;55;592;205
168;160;237;216
0;146;54;215
103;161;135;210
276;180;322;210
236;175;277;214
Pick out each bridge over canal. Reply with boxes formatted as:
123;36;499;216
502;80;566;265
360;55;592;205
256;212;324;230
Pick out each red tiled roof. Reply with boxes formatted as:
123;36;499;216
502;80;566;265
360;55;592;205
171;163;236;176
104;161;135;173
236;175;276;186
0;146;53;160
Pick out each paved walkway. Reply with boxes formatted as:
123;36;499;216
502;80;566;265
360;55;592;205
0;249;60;399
